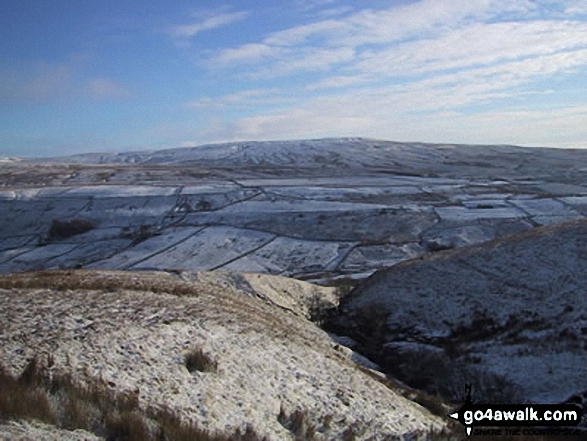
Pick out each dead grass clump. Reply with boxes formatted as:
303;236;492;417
322;276;356;298
0;270;201;298
341;421;367;441
47;219;94;240
102;411;150;441
355;363;453;421
277;406;319;440
1;355;276;440
408;389;452;420
0;360;55;424
184;348;218;373
153;407;219;441
154;406;269;440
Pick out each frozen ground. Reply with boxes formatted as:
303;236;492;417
0;270;446;440
2;139;587;281
337;220;587;405
2;139;587;437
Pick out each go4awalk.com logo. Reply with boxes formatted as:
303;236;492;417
448;385;582;437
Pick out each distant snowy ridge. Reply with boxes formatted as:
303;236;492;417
29;138;587;183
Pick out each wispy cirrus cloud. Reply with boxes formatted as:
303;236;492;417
169;10;249;39
564;0;587;15
224;109;372;140
317;6;354;18
305;74;370;91
354;20;587;78
293;0;339;13
183;0;587;148
208;0;547;78
212;43;279;65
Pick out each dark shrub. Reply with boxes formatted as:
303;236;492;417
185;348;218;373
119;224;157;245
48;219;94;240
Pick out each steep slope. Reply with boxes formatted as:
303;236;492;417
0;270;448;440
336;220;587;405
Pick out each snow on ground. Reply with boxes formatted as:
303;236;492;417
130;226;276;271
3;139;587;437
0;234;38;252
0;420;101;441
222;237;355;277
46;238;133;270
509;197;583;225
0;270;446;440
263;186;424;201
0;174;587;281
421;224;497;249
339;243;425;273
339;220;587;403
1;243;80;273
86;227;201;270
218;198;390;213
2;139;587;283
61;185;178;198
434;206;525;222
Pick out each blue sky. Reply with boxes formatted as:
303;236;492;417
1;0;587;157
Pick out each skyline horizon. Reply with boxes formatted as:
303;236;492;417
2;0;587;156
4;136;583;160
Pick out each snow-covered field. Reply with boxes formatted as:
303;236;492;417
2;138;587;435
2;139;587;281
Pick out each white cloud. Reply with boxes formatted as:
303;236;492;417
212;43;278;65
234;109;372;139
214;45;355;77
318;6;354;17
207;0;554;79
258;0;536;49
565;0;587;15
305;74;369;90
307;49;587;115
186;0;587;148
263;19;349;47
249;47;355;78
169;11;249;38
416;107;587;148
203;103;587;149
355;20;587;78
293;0;338;13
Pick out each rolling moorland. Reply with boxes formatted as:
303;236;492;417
1;138;586;440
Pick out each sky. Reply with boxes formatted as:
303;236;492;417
1;0;587;157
